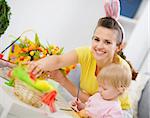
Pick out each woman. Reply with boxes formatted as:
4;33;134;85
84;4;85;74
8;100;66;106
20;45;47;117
28;16;136;110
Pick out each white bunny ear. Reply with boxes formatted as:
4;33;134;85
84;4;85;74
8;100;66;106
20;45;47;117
103;0;120;20
111;0;120;20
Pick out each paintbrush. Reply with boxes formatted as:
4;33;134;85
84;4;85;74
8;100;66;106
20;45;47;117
0;58;14;63
76;82;80;101
0;36;21;67
1;36;21;54
59;108;73;111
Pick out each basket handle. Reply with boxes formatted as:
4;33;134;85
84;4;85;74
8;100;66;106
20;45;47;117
1;29;37;54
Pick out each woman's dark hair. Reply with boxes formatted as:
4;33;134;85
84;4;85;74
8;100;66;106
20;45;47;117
96;17;123;45
118;51;138;80
96;17;138;80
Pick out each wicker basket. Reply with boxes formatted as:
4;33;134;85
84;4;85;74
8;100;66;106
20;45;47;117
14;79;44;108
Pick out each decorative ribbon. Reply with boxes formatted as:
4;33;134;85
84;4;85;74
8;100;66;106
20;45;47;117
42;90;57;112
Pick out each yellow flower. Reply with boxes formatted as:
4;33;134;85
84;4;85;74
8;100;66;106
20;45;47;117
29;51;35;56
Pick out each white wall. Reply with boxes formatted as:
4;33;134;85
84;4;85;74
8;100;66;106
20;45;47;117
0;0;104;52
140;50;150;74
0;0;149;72
124;1;149;71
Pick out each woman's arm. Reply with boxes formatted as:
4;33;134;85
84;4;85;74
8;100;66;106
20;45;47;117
48;70;90;103
28;49;90;102
0;59;15;68
62;77;90;103
28;50;78;76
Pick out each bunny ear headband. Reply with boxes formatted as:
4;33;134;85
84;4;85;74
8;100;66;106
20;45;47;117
103;0;125;42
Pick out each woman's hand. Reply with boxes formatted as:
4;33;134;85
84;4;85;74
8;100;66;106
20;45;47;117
27;56;50;77
27;55;62;78
27;61;44;78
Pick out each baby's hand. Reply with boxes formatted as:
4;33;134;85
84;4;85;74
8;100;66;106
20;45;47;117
70;98;84;112
69;98;79;112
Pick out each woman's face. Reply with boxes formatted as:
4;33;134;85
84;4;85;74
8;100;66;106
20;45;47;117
91;26;119;63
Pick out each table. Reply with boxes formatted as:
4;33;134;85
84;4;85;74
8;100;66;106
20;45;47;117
0;77;79;118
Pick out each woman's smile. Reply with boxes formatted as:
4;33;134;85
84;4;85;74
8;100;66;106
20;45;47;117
95;49;106;55
94;49;106;58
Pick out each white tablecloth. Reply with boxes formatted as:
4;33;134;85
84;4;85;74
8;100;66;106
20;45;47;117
0;77;79;118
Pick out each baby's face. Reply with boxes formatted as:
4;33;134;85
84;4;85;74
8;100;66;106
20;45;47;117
99;80;120;100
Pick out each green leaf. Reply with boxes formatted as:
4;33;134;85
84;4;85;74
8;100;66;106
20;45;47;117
19;43;27;48
34;33;41;46
5;79;14;87
33;51;40;60
19;53;29;57
0;0;11;37
57;47;64;55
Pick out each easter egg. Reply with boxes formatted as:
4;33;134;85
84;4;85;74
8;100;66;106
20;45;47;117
34;79;54;92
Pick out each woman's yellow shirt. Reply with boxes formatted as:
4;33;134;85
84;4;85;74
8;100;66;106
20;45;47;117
75;46;131;110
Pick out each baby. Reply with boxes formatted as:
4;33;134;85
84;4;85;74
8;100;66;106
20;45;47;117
71;63;132;118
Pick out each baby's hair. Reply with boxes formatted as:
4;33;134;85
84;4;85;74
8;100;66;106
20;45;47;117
98;63;132;89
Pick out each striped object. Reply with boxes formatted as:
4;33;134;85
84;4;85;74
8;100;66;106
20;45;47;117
103;0;125;41
103;0;120;20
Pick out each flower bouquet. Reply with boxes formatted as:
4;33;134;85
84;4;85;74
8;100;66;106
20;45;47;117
6;30;76;112
8;31;75;75
8;34;62;63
